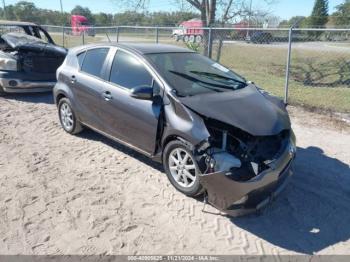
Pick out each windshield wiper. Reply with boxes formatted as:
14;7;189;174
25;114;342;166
190;70;247;86
169;70;238;91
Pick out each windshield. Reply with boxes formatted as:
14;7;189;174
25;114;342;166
146;52;246;97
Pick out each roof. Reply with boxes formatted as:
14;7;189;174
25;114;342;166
72;42;194;55
0;20;37;26
119;43;194;54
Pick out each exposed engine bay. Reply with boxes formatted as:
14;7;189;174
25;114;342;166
197;118;291;181
0;32;66;77
189;117;295;216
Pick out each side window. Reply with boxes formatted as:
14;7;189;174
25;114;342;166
153;80;161;96
81;48;109;78
109;50;153;89
77;52;85;68
37;28;50;42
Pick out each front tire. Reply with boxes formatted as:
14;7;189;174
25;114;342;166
163;140;203;196
58;98;83;135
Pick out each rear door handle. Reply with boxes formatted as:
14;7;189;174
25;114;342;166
103;91;113;101
70;75;76;84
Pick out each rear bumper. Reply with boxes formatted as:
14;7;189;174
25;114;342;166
200;142;296;217
0;78;55;93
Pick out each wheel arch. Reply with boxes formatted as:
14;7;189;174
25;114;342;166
55;92;67;105
53;82;74;106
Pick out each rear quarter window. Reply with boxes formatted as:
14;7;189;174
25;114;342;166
80;48;109;78
77;51;85;68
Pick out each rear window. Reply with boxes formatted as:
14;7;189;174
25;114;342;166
81;48;109;78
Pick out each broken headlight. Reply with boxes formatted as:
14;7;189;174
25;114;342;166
0;55;17;71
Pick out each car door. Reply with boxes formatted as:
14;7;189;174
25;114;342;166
99;48;163;155
71;47;110;130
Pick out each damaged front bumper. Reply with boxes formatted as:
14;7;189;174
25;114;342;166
0;75;55;93
199;142;295;217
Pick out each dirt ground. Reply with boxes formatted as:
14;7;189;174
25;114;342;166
0;93;349;255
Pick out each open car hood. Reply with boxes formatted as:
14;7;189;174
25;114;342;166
178;84;291;136
1;32;67;56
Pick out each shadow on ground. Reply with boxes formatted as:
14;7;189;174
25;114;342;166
233;146;350;254
67;121;350;254
0;92;54;104
77;128;164;172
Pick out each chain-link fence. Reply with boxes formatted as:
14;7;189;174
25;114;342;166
43;25;350;113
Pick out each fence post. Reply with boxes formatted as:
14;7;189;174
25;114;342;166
155;27;159;44
62;26;65;47
208;27;212;58
116;26;119;43
284;27;293;105
82;31;85;45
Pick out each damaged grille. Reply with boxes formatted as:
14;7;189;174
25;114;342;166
204;118;290;181
22;54;65;74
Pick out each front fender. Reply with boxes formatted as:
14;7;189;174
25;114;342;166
161;100;210;148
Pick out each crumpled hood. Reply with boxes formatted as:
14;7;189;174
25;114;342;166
1;32;67;56
178;84;291;136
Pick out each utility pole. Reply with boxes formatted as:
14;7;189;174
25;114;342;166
2;0;6;20
59;0;65;47
246;0;253;39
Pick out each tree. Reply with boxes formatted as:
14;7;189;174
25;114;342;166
309;0;329;28
12;1;40;23
95;12;114;26
115;0;217;55
332;0;350;26
278;16;306;28
71;5;95;24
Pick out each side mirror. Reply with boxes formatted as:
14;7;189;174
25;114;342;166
130;85;153;100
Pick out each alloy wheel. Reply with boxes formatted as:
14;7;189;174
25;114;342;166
60;102;74;131
168;148;197;188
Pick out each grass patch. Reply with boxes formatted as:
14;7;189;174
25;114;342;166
217;43;350;113
51;34;105;48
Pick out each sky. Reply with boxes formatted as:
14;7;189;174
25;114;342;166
1;0;345;20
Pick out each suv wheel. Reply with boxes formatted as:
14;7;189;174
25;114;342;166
0;85;6;96
58;98;83;134
163;140;203;196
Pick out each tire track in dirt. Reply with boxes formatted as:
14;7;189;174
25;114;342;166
0;95;289;255
1;95;350;255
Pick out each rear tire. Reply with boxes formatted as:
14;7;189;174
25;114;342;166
189;35;195;43
0;85;6;96
163;140;203;197
183;35;189;43
58;98;83;135
195;35;202;43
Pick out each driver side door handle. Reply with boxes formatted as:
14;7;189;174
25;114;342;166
70;75;77;84
103;91;113;101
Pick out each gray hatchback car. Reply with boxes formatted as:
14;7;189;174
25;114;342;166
54;43;296;216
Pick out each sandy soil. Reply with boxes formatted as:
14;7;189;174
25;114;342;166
0;93;349;255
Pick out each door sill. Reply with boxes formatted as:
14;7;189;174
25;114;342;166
81;122;153;158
